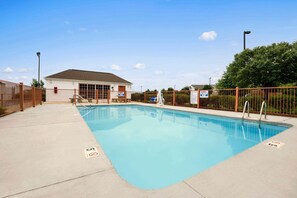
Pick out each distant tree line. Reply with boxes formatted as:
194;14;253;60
144;85;213;92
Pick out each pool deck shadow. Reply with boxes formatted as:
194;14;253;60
0;103;296;198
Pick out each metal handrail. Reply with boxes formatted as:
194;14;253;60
259;101;267;123
74;94;93;108
242;100;250;119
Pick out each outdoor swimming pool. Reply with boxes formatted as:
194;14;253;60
78;105;288;189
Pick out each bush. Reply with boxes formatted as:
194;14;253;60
131;93;144;102
163;93;173;105
0;106;6;115
175;93;190;105
238;95;263;112
200;95;236;110
238;93;297;114
268;94;297;114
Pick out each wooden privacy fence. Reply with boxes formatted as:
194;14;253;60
131;86;297;117
0;81;43;115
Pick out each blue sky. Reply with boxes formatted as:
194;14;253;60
0;0;296;91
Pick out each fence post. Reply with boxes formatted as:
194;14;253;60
144;92;146;103
173;90;176;106
197;89;200;108
124;91;127;103
19;83;24;111
74;89;76;105
96;89;98;104
107;90;110;104
235;87;239;112
32;86;36;107
0;94;3;107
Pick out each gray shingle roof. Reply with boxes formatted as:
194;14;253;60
45;69;131;84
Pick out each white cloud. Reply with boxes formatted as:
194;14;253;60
110;64;122;71
17;68;30;73
79;27;86;32
154;70;164;75
133;63;146;70
3;67;13;73
199;31;217;41
6;76;29;81
18;76;29;80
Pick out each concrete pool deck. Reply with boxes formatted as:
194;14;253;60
0;103;296;198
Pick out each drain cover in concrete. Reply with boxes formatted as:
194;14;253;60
84;147;99;158
266;140;284;148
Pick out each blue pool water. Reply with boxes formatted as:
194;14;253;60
78;105;288;189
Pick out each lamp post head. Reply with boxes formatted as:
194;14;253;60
36;52;41;57
244;31;251;34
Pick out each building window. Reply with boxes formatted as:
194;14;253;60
80;83;110;99
96;85;110;99
87;84;95;99
103;85;110;99
79;84;88;98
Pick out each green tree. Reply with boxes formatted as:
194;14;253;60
181;86;190;90
31;78;44;88
217;42;297;88
167;87;174;91
202;85;213;90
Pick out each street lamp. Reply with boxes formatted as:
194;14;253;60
36;52;41;87
209;77;212;86
243;31;251;50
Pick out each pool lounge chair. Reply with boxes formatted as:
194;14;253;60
150;96;157;103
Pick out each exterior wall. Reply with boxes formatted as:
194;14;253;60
45;78;132;102
46;80;77;102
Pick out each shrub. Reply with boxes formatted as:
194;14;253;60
163;93;173;105
175;93;190;105
268;94;297;114
0;106;6;115
131;93;144;102
200;95;236;110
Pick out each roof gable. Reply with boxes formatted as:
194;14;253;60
45;69;131;84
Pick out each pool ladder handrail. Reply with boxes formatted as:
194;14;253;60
74;94;93;109
259;101;267;124
242;101;250;119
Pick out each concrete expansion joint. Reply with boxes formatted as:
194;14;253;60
183;181;207;198
2;167;113;198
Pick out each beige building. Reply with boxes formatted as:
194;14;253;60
45;69;132;102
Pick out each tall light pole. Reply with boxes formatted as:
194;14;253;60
36;52;41;87
243;31;251;50
209;77;212;85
